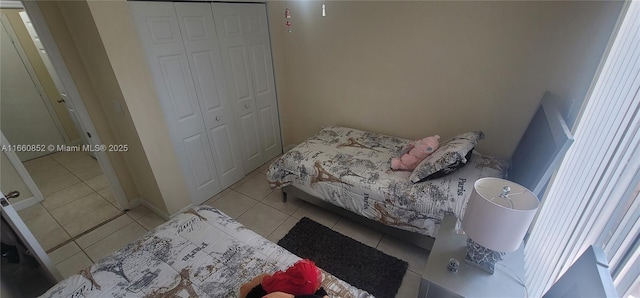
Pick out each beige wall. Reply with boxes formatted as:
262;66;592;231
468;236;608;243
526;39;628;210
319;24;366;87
37;1;158;212
29;0;621;217
85;0;191;215
1;8;80;143
37;0;190;216
270;1;622;159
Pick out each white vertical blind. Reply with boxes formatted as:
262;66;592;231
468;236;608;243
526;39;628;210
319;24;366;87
524;1;640;297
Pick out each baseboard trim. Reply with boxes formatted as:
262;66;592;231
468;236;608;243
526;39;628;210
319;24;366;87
284;143;298;152
172;203;196;218
125;197;141;209
12;195;43;211
139;200;171;221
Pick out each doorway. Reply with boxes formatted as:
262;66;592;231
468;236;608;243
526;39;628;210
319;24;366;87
0;6;125;278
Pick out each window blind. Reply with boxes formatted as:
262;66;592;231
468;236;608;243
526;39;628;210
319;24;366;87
524;1;640;297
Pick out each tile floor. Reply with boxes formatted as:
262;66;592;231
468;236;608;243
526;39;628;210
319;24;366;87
16;151;165;278
22;154;428;296
204;158;428;297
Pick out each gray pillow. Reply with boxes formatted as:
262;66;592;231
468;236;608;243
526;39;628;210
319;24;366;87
409;131;485;183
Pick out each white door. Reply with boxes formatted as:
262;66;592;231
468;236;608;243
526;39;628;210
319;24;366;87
18;11;89;150
175;3;244;189
1;131;45;211
131;2;221;205
0;191;62;294
0;21;64;161
212;3;282;172
1;191;61;295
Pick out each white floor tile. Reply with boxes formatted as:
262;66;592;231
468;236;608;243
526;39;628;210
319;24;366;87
210;190;258;218
83;174;110;191
65;159;103;181
75;214;133;249
291;202;340;228
237;202;289;238
136;212;166;231
55;251;93;279
24;211;60;238
257;155;281;174
234;173;273;200
202;188;231;206
48;241;81;264
28;164;71;185
62;204;122;237
267;216;299;243
50;151;89;165
376;234;430;274
42;182;94;210
84;222;147;262
23;155;58;172
229;171;258;190
36;173;81;196
49;193;109;225
125;205;151;220
36;226;70;251
97;187;117;204
17;203;48;222
396;269;422;298
261;188;304;215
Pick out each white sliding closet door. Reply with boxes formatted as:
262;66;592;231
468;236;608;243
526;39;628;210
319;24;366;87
174;3;244;189
131;2;221;205
212;3;282;172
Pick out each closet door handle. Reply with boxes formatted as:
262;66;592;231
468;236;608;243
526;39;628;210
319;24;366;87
215;116;220;121
245;104;249;109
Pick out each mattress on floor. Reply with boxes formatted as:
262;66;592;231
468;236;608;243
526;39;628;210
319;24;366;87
40;206;372;298
267;126;507;237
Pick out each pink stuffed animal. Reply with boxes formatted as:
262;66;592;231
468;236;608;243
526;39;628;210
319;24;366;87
391;135;440;171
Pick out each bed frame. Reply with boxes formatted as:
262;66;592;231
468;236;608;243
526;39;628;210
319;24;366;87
281;91;573;251
282;185;436;250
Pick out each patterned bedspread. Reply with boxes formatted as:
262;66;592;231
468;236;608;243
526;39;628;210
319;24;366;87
41;206;372;298
267;126;507;237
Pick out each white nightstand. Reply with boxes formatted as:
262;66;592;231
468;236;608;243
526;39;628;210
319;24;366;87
418;216;527;298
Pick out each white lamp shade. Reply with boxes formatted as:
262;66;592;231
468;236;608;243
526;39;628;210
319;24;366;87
462;178;539;253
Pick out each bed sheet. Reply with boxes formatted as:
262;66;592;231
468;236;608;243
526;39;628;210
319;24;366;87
40;206;372;298
267;126;507;237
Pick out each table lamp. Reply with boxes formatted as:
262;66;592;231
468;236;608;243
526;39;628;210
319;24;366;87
461;177;539;274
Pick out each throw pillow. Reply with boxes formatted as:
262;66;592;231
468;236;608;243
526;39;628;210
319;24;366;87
409;131;485;183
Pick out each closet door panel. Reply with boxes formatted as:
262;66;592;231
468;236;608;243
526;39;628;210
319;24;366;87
240;113;262;161
158;56;198;122
241;4;282;160
210;126;236;176
228;47;253;103
131;2;221;205
259;106;278;154
175;2;245;188
212;3;265;172
249;44;269;95
184;133;217;189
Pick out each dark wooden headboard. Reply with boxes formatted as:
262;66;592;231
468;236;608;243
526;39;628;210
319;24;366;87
508;92;574;199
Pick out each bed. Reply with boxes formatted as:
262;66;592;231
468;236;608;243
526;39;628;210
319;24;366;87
40;206;372;298
266;127;507;246
266;92;573;250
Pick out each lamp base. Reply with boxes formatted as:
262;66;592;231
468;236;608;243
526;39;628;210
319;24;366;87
464;238;505;274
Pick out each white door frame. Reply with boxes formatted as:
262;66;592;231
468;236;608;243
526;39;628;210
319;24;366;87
20;1;132;210
0;14;69;144
0;132;45;211
1;191;63;283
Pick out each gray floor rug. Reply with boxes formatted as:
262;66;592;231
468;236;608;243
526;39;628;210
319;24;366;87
277;217;408;298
